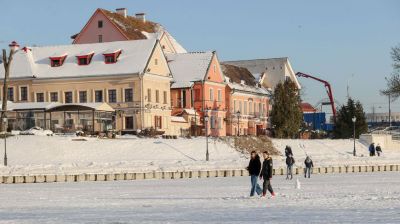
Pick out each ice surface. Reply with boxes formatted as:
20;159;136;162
0;172;399;223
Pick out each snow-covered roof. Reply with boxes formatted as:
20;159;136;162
0;39;157;79
166;52;214;88
223;58;301;88
170;116;187;123
1;101;114;112
228;82;271;95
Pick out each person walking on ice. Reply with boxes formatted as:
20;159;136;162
304;156;314;178
286;154;295;180
260;151;275;198
376;144;382;156
369;143;376;156
247;151;262;197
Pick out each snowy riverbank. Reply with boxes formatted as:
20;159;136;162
0;135;399;175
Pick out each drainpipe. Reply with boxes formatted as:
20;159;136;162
139;72;144;131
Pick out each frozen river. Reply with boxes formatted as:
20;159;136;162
1;172;400;223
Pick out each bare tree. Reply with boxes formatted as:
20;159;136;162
1;47;15;132
381;44;400;100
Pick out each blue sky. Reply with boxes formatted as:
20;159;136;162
0;0;399;113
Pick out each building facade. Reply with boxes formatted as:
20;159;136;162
0;40;176;134
167;51;227;137
222;64;270;136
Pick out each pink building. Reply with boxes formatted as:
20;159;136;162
167;51;227;137
71;8;186;54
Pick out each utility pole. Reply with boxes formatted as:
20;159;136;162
388;94;391;127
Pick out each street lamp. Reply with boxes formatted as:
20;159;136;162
236;110;241;136
204;111;209;161
3;117;7;166
352;116;356;156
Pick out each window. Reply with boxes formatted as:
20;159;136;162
163;91;167;104
213;65;217;74
95;90;103;102
217;89;222;102
7;87;14;101
218;118;222;129
103;50;121;64
20;86;28;101
155;90;160;103
50;55;67;67
79;91;87;103
124;88;133;102
259;103;262;115
239;101;242;113
98;20;103;28
155;58;158;65
209;88;214;101
76;53;94;66
180;90;186;107
64;91;73;103
36;93;44;102
249;102;253;114
210;116;215;129
50;92;58;102
233;100;237;112
244;102;247;115
108;89;117;103
155;116;162;129
147;89;151;102
125;116;134;129
98;35;103;43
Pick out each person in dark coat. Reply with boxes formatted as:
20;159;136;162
285;145;293;157
369;143;376;156
304;156;314;178
376;144;382;156
259;151;275;197
246;151;262;197
286;154;295;180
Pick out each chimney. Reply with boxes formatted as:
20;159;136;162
9;41;20;51
135;13;146;22
116;8;127;18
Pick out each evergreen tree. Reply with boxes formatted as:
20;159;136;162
270;80;303;138
334;98;368;138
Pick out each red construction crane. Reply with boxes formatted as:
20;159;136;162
296;72;337;121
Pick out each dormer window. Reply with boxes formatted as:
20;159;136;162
49;54;67;67
76;52;94;66
103;50;121;64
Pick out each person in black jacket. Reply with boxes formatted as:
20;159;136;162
376;144;382;156
286;154;295;180
304;156;314;178
247;151;262;197
259;151;275;197
285;145;293;157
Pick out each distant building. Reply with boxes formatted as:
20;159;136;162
366;112;400;124
223;58;301;91
71;8;186;54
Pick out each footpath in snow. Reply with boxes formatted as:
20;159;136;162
0;172;399;223
0;135;399;175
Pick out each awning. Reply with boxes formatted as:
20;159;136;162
0;101;114;112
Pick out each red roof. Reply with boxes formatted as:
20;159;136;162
301;102;317;113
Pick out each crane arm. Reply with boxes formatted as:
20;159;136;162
296;72;337;121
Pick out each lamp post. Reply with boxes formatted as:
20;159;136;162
352;116;356;156
204;111;209;161
3;117;7;166
236;110;241;136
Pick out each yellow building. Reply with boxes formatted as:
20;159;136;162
0;39;175;134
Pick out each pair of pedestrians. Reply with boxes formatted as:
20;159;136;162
247;151;275;198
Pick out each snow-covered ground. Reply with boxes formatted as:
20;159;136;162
272;138;400;167
0;172;399;223
0;135;246;175
0;135;399;176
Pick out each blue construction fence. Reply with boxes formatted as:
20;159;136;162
303;112;334;131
